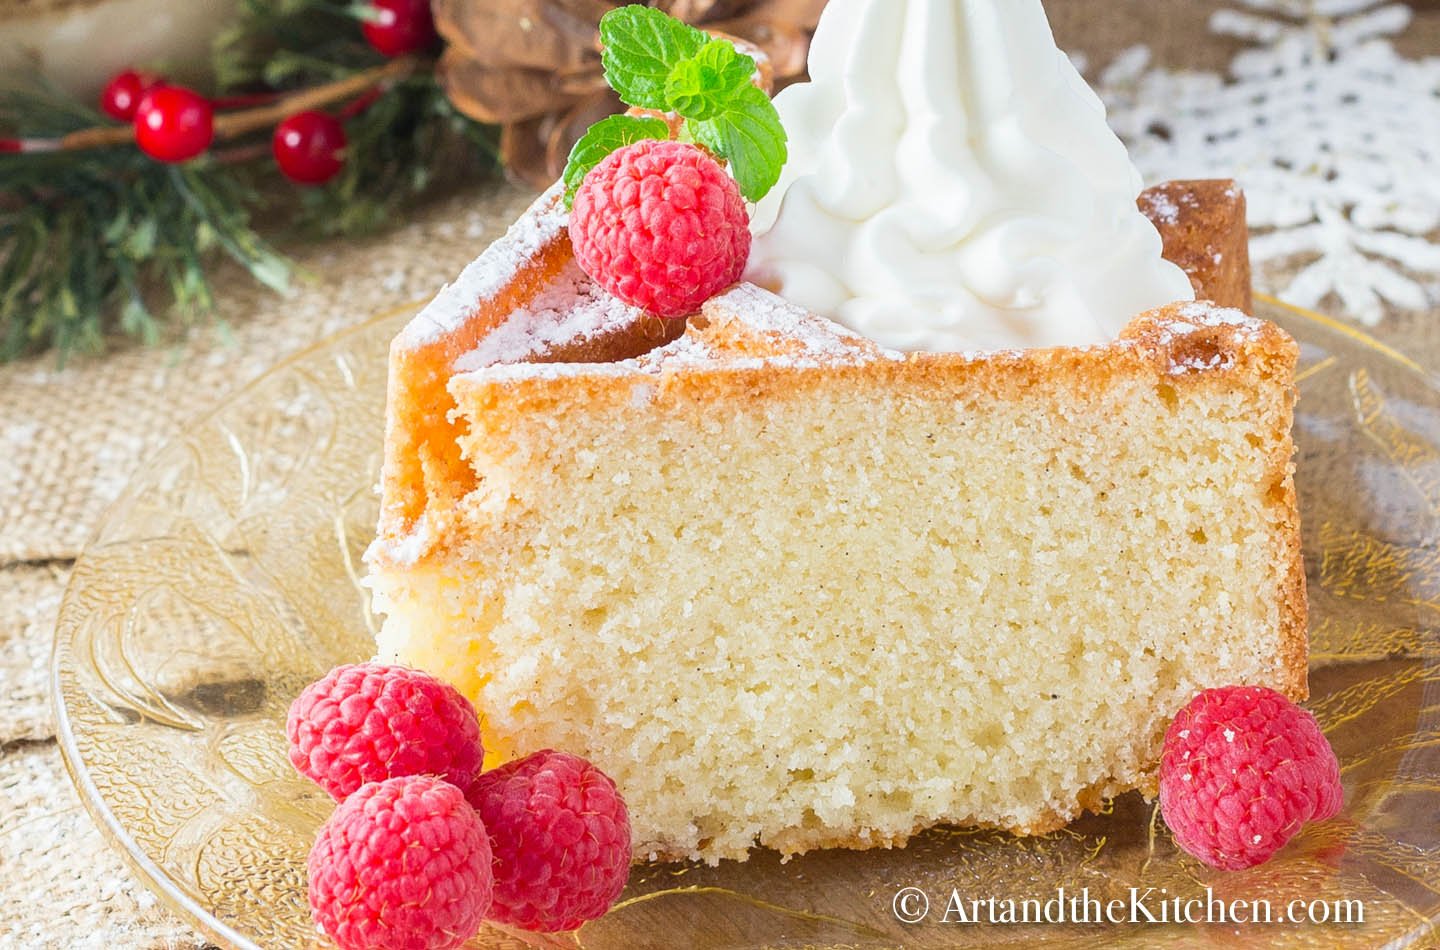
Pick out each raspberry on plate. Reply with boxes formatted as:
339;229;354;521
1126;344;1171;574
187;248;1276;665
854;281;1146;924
569;139;751;319
287;663;483;800
466;749;632;932
308;775;493;950
1159;685;1342;870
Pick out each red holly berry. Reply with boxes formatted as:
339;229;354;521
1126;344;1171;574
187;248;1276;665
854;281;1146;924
273;111;348;185
100;70;162;122
361;0;438;57
134;86;214;163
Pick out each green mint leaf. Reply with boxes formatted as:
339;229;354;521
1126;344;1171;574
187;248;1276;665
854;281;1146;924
561;114;672;208
690;115;724;156
691;84;788;203
698;39;760;95
664;39;756;122
599;5;708;110
665;59;722;121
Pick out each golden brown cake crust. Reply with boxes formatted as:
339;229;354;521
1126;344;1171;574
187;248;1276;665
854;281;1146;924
1140;180;1253;314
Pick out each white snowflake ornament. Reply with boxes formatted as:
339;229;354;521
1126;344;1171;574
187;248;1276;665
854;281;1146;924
1096;0;1440;325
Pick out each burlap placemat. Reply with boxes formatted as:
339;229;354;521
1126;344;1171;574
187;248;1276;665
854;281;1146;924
0;743;205;948
1;2;1435;947
0;564;64;745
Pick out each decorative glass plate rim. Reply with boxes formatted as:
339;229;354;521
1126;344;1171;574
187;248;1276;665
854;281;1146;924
49;299;421;950
49;295;1440;950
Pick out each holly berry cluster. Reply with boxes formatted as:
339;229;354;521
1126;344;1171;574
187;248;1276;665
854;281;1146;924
94;0;435;181
288;663;632;949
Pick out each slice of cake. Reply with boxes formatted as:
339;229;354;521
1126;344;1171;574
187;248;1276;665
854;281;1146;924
366;179;1305;864
368;0;1305;866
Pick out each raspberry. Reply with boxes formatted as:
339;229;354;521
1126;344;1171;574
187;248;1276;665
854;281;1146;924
308;776;493;950
466;750;632;932
1159;685;1342;870
570;139;751;318
287;663;483;800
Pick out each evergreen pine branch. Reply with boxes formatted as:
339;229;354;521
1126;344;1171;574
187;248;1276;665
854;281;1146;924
0;116;292;363
0;0;499;364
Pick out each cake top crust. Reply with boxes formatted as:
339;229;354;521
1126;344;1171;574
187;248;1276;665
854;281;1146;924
451;282;1275;389
451;259;648;372
452;282;893;388
372;178;1262;573
398;184;568;350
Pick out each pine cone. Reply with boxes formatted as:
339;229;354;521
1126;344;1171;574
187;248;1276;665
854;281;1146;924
433;0;826;188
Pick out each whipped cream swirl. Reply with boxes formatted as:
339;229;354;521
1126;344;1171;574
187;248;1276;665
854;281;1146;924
747;0;1195;352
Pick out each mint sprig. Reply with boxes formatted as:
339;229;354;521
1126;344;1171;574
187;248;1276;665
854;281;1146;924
599;6;708;111
563;5;788;208
691;84;788;202
563;115;672;203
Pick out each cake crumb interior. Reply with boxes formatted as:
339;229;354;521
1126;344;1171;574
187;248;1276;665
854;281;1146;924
371;345;1299;863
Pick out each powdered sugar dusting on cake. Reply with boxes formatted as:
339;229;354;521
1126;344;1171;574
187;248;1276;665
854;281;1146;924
1176;300;1264;331
635;331;719;368
1140;190;1181;227
455;282;887;387
1149;302;1263;339
701;284;877;361
462;327;720;385
453;260;644;372
1140;301;1268;375
398;183;568;349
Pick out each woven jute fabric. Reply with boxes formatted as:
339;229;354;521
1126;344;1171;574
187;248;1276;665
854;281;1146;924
0;743;204;948
0;2;1435;947
0;565;65;745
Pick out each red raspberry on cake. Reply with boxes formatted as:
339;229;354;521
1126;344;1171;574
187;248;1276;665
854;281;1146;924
308;775;493;950
287;663;483;800
569;139;751;319
466;749;632;932
1159;685;1342;870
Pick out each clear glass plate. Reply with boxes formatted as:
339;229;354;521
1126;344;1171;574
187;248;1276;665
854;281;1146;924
53;297;1440;949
